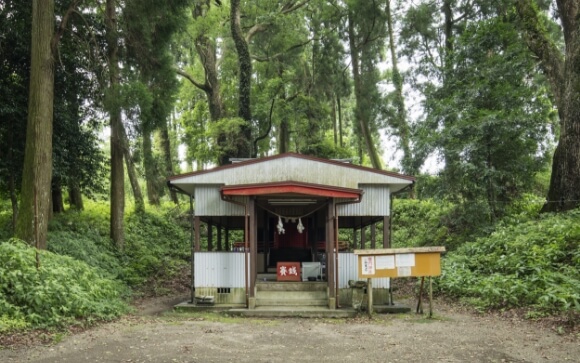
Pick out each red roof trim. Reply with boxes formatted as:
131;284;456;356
167;152;416;182
221;181;362;198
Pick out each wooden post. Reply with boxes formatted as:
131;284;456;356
194;216;201;252
225;226;230;251
429;276;433;318
217;225;222;251
383;216;390;248
367;278;373;316
207;222;213;251
326;202;335;308
416;277;425;314
361;225;366;249
370;223;376;249
249;198;257;300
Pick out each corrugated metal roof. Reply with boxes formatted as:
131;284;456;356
168;153;414;196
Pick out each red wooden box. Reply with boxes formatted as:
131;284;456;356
276;262;301;281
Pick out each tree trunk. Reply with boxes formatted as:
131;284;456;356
68;182;83;210
51;177;65;213
386;0;413;174
15;0;55;248
230;0;253;158
337;95;343;148
160;119;178;204
119;124;145;213
106;0;125;248
347;10;382;169
8;148;18;232
143;127;160;206
191;1;228;166
515;0;580;213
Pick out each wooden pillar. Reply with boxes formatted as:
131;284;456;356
352;228;357;250
217;224;222;251
263;210;269;273
194;216;201;252
371;223;376;249
383;216;391;248
361;225;366;249
326;202;336;309
225;226;230;251
249;198;257;303
206;223;212;251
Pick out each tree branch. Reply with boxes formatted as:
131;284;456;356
51;0;82;55
251;39;312;62
174;67;209;92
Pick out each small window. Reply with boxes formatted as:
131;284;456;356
217;287;231;294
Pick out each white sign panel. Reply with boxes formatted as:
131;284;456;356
361;256;376;275
395;253;416;267
376;255;395;270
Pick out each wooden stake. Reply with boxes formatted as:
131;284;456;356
416;277;424;314
429;276;433;318
367;278;373;316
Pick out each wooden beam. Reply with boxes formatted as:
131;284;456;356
207;222;213;251
371;223;376;249
361;225;366;249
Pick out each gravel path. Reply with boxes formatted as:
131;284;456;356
1;296;578;363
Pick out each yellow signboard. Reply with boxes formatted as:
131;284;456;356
354;247;446;279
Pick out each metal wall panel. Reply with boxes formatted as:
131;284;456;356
195;185;245;216
194;252;249;288
338;253;389;288
337;185;390;216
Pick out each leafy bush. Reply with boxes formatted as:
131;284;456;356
437;209;580;315
0;239;129;332
392;199;455;248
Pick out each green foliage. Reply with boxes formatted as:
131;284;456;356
437;209;580;315
392;199;454;248
0;239;129;332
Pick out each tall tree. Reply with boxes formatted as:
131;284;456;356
347;0;386;169
14;0;56;247
105;0;125;248
385;0;413;174
230;0;253;158
514;0;580;212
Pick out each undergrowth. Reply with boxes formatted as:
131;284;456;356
437;209;580;320
0;200;190;334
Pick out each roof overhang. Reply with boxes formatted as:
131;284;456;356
221;181;362;199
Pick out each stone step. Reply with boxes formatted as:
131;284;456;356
256;281;327;292
256;298;328;306
256;290;327;300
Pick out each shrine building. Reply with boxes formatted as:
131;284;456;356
167;152;415;311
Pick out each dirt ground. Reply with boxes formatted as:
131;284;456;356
0;294;578;363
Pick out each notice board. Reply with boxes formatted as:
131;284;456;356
354;247;445;278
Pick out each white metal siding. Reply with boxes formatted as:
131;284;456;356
194;252;249;288
337;185;390;216
338;253;389;288
194;185;246;216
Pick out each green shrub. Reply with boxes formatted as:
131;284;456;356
437;209;580;315
0;239;129;330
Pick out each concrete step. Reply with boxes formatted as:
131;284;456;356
256;273;277;282
256;298;328;306
256;290;327;300
256;281;327;292
228;306;357;318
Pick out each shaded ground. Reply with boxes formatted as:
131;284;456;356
0;294;578;363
